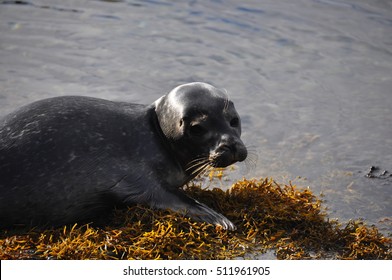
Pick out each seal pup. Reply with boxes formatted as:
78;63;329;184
0;82;247;230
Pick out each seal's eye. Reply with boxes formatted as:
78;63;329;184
190;124;207;137
230;117;239;128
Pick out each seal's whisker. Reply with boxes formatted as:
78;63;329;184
191;162;211;176
244;153;258;170
224;96;229;112
239;145;259;175
220;88;230;112
187;159;208;170
185;157;210;172
199;164;214;178
190;156;217;177
195;163;214;178
188;163;209;175
186;156;209;166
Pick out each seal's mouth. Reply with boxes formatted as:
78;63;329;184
209;143;248;168
185;143;247;177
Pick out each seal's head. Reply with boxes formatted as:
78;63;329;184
155;82;247;177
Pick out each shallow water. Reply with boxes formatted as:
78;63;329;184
0;0;391;235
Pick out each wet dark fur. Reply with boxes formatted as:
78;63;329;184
0;83;247;230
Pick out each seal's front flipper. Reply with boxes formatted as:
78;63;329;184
113;177;236;230
152;189;236;231
185;199;237;231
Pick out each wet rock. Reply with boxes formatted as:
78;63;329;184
365;166;391;179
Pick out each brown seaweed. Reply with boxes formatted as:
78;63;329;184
1;178;391;260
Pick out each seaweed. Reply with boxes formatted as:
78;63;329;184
0;178;391;260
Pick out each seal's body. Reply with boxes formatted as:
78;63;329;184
0;83;247;230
